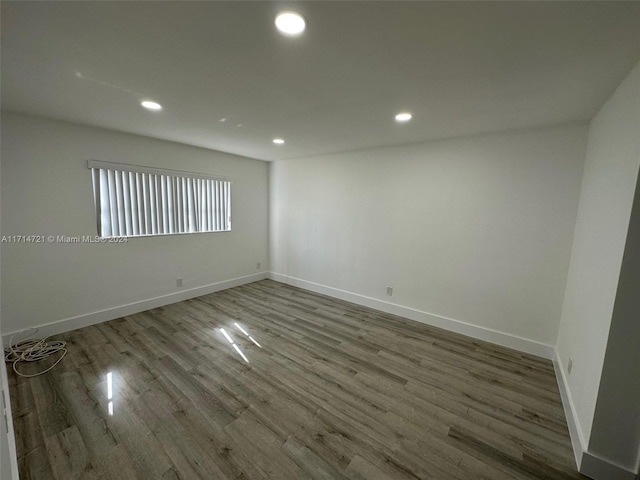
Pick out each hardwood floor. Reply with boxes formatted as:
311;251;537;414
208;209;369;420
8;280;587;480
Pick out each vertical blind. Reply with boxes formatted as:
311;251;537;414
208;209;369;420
88;161;231;238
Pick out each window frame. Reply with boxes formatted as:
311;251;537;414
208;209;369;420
88;160;232;239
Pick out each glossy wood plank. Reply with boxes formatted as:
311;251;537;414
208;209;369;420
8;279;586;479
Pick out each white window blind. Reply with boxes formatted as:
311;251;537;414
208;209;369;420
88;160;231;238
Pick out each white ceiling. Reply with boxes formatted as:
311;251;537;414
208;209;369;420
2;1;640;162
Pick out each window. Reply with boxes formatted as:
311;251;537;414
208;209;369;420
88;160;231;238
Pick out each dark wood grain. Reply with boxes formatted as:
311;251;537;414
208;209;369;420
8;279;586;479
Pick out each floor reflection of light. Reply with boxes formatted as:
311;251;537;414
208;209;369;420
107;372;114;416
232;343;250;363
234;323;250;336
219;328;249;363
234;322;262;348
220;328;234;344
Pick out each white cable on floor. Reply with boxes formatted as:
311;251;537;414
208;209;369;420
3;328;67;378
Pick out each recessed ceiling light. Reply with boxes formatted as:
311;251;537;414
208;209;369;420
395;112;412;122
273;138;285;145
141;101;162;111
275;11;306;36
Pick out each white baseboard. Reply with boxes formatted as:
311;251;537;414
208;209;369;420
269;273;554;359
553;350;587;468
2;272;268;346
1;362;19;480
580;452;638;480
553;349;638;480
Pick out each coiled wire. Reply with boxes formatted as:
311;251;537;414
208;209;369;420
4;328;67;377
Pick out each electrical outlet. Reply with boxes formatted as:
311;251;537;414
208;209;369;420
176;278;183;288
568;357;573;374
386;286;393;296
257;262;261;270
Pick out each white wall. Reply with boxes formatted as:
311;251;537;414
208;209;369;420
0;115;19;479
587;171;640;474
270;123;588;353
556;59;640;476
1;112;269;336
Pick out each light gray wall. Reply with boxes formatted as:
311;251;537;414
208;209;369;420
0;115;19;479
588;169;640;472
556;59;640;459
0;112;269;335
270;123;588;348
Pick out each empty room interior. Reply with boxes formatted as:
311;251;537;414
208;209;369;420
1;2;640;479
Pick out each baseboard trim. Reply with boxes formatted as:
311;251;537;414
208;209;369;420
553;349;638;480
580;452;638;480
553;350;587;468
2;272;268;346
269;273;554;359
1;361;20;479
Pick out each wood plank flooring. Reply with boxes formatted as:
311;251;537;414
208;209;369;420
7;280;587;480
